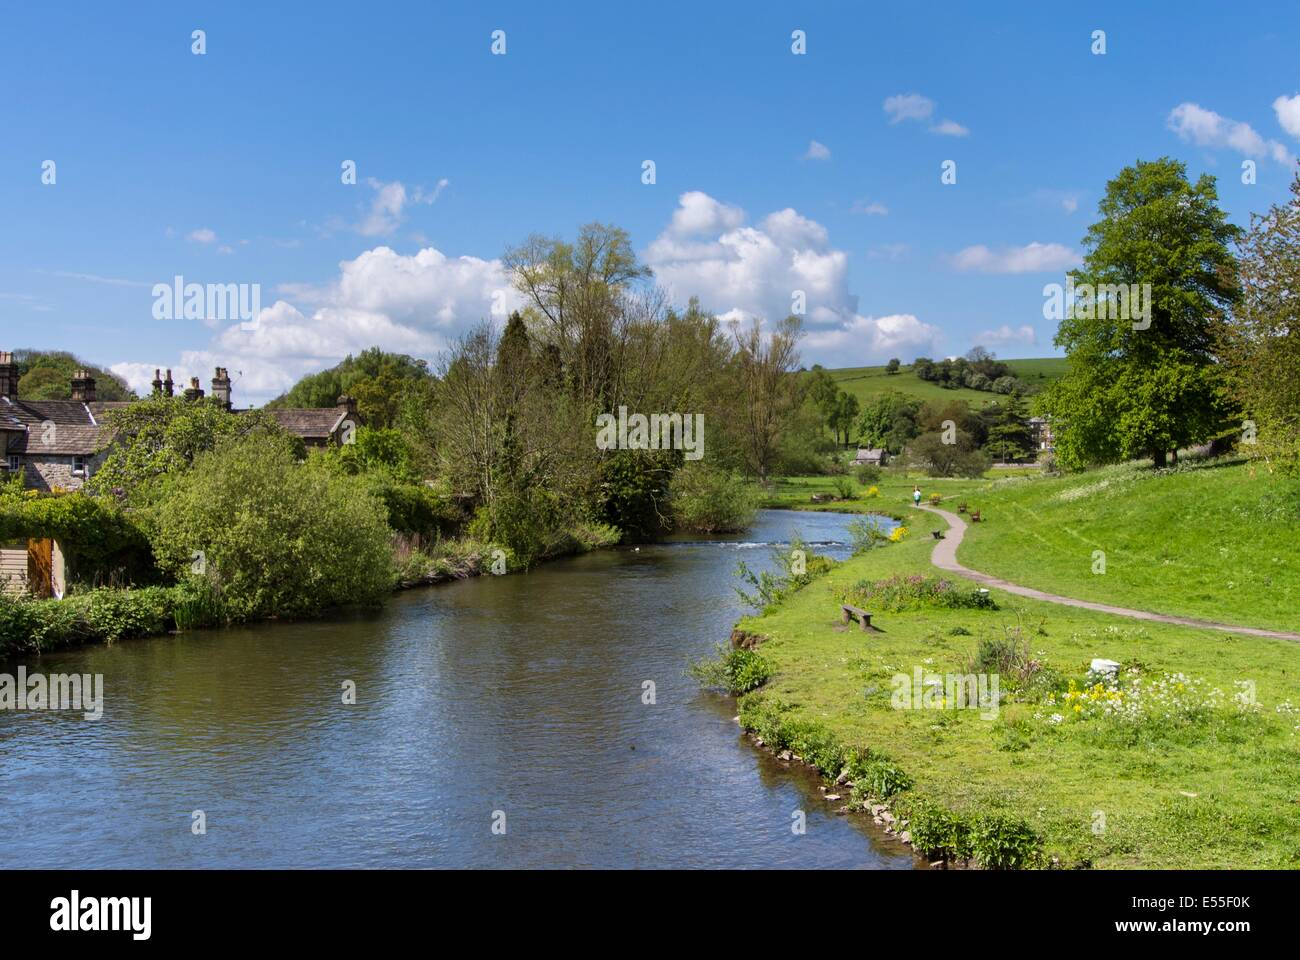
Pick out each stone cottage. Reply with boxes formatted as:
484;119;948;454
0;351;361;491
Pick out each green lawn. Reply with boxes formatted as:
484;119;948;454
825;357;1068;411
956;458;1299;633
734;509;1300;868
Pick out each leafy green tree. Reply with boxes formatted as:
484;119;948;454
985;393;1034;463
150;433;395;620
88;397;288;502
15;350;134;401
830;391;860;446
885;358;901;375
855;391;922;453
1218;166;1300;474
804;366;839;436
905;430;990;478
1042;158;1241;468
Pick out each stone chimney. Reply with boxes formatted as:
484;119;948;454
151;368;164;397
211;367;232;410
163;369;175;398
336;394;358;418
0;351;17;399
183;377;205;401
71;369;97;403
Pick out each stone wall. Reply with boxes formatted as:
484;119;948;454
22;453;106;493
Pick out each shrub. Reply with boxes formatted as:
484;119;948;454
963;626;1042;689
846;752;914;801
906;801;973;860
691;645;773;694
968;813;1041;869
77;586;175;642
831;475;856;500
734;536;836;611
841;574;997;612
670;463;760;533
847;516;892;554
150;433;395;621
854;463;882;485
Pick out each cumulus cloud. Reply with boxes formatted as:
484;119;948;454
117;245;521;405
884;93;969;137
358;177;449;237
931;119;969;137
950;242;1080;274
1274;93;1300;140
976;324;1038;347
1166;102;1291;164
884;93;935;124
186;228;217;244
804;139;831;160
646;191;941;365
851;200;889;216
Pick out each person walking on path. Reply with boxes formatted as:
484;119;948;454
913;485;923;507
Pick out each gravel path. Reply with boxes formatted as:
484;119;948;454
915;504;1300;642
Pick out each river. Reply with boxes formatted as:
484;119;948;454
1;509;912;868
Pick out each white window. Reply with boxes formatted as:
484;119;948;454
72;456;87;476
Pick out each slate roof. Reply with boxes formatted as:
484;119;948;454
0;397;105;455
267;408;347;440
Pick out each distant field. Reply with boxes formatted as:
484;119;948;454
825;357;1069;410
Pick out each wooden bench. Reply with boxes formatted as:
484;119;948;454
841;604;872;631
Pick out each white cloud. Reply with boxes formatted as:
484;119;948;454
851;200;889;216
1274;93;1300;140
357;178;448;237
950;242;1080;274
931;119;969;137
646;191;940;366
1061;196;1079;214
118;245;521;405
804;139;831;160
884;93;934;124
1166;102;1292;164
186;228;217;244
976;324;1038;347
884;93;969;137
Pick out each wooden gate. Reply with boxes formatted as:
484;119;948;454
27;537;53;597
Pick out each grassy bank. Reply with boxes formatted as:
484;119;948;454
955;458;1298;633
727;503;1300;868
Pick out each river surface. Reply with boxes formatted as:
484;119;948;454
1;509;913;868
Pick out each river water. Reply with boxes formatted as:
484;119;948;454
1;509;912;868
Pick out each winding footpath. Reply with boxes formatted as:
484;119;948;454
916;504;1300;643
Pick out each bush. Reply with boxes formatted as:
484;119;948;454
692;646;773;694
831;475;856;500
0;585;181;656
969;813;1041;869
149;433;395;621
841;574;998;612
847;516;891;554
854;463;882;485
734;536;836;611
670;463;760;533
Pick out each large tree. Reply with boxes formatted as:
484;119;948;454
1042;158;1241;468
732;315;802;482
1218;166;1300;475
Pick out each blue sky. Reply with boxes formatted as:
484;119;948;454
3;1;1298;403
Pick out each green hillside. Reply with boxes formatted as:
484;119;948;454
825;357;1068;410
